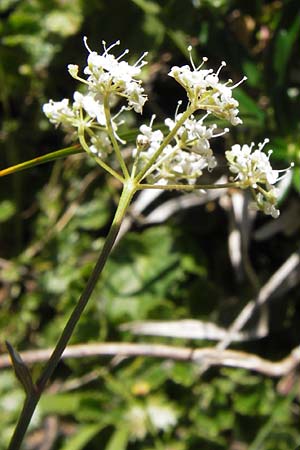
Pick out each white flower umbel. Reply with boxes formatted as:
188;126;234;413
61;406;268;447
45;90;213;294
133;111;228;185
226;139;293;218
43;37;290;217
169;47;245;125
43;37;150;180
43;92;108;134
73;37;148;113
43;98;76;128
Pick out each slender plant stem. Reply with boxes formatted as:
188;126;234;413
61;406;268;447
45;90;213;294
136;182;242;191
103;95;129;179
0;145;83;178
78;133;125;183
7;181;136;450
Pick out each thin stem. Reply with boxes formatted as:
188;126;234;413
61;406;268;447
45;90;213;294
134;107;194;183
103;95;129;179
140;146;178;182
78;132;124;183
0;145;83;178
136;181;242;191
7;181;136;450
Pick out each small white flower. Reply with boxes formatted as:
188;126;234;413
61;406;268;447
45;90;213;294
125;400;178;441
169;48;245;125
225;140;279;188
67;64;79;78
226;139;292;218
125;405;147;440
252;189;280;218
73;91;106;126
147;403;177;431
42;99;76;126
90;132;112;158
82;37;148;113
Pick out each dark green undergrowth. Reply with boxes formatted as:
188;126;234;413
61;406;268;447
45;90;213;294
1;0;300;448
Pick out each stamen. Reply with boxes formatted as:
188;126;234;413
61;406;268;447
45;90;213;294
258;138;270;151
216;61;226;77
200;112;210;122
116;48;129;61
102;39;120;55
212;127;229;138
134;51;149;67
113;105;126;120
276;162;295;176
188;45;196;70
83;36;92;53
230;76;247;89
149;114;156;128
175;100;183;118
197;57;208;71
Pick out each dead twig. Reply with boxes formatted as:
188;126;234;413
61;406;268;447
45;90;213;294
216;250;300;352
1;342;300;377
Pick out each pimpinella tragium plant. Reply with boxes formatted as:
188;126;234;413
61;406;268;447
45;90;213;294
6;37;293;449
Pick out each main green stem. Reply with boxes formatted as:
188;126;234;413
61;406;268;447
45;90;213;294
8;182;135;450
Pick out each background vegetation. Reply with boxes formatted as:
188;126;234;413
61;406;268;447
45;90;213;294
0;0;300;448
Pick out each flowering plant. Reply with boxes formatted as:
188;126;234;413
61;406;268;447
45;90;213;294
6;37;292;449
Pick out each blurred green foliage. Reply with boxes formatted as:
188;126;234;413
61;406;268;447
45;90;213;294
1;0;300;449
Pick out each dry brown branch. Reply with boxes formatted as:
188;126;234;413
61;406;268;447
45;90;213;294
121;319;267;341
1;342;300;377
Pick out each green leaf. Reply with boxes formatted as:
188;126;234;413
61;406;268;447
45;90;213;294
130;0;161;15
60;424;103;450
170;362;197;387
242;60;262;88
234;88;265;126
292;167;300;193
40;392;81;415
0;200;16;222
105;426;129;450
5;341;35;396
74;197;110;231
168;29;190;57
274;15;300;85
44;10;82;37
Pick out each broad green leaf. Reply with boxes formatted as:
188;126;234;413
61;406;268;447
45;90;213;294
44;10;82;37
170;361;197;387
60;424;103;450
130;0;161;15
74;197;111;231
293;167;300;193
242;60;262;87
0;200;16;222
168;29;190;57
234;88;265;126
105;426;129;450
274;14;300;85
40;392;81;415
0;0;18;12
